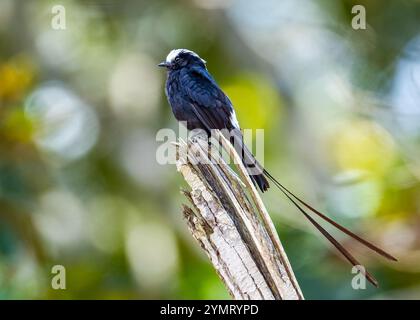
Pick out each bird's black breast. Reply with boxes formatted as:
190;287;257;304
165;69;202;130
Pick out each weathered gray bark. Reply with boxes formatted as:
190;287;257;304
176;133;303;300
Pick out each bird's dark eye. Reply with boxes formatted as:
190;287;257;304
175;57;181;63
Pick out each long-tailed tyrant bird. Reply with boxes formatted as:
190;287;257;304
158;48;397;287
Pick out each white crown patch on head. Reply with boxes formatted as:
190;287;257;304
165;49;206;64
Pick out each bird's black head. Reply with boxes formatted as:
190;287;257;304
158;49;206;70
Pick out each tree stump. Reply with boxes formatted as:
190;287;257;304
176;133;303;300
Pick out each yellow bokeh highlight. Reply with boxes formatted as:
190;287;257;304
331;119;396;175
221;73;282;130
2;108;34;143
0;56;35;102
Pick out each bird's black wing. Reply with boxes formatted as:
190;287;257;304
180;66;235;131
180;67;264;171
180;66;268;187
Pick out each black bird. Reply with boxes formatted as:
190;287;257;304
159;49;396;286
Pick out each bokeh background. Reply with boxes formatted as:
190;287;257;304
0;0;419;299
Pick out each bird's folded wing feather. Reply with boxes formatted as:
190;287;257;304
180;67;265;173
180;67;235;130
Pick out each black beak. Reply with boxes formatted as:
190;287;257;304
158;61;168;68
